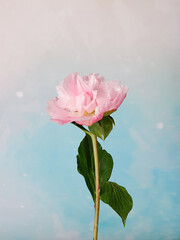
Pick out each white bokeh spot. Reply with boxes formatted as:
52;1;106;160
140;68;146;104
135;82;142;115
156;122;164;130
16;91;23;98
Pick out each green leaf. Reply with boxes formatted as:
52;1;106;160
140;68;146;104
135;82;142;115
88;116;115;140
77;134;133;226
88;121;102;139
100;181;133;226
77;134;113;201
99;147;113;186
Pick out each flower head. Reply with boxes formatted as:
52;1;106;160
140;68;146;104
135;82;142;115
47;73;128;126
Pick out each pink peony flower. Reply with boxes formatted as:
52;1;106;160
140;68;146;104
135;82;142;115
47;73;128;126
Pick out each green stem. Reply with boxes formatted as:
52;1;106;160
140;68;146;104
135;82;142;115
72;122;100;239
71;122;90;135
90;134;100;240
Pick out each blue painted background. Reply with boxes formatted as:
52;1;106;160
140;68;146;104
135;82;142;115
0;1;180;239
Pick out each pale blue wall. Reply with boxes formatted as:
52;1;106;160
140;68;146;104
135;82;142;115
0;1;180;239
